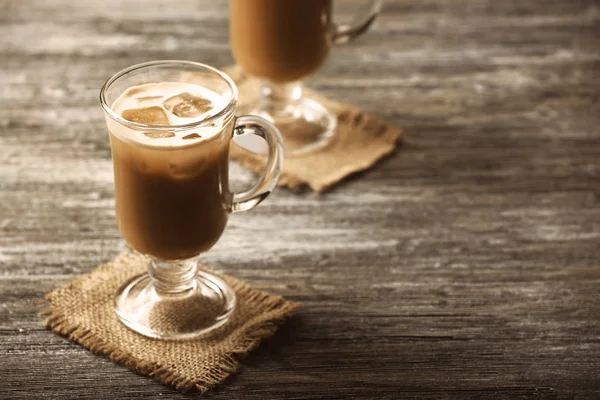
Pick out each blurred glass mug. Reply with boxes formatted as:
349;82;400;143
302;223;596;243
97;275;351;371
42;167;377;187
100;60;284;340
229;0;383;155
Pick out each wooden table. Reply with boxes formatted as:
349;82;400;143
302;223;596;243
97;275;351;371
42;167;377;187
1;0;599;398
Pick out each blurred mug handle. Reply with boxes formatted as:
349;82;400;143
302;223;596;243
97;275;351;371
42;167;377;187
229;115;284;213
332;0;383;45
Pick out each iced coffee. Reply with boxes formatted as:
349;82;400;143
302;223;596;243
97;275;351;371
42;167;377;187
109;82;234;261
229;0;333;83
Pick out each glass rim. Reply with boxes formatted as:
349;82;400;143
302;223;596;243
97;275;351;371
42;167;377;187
99;60;238;131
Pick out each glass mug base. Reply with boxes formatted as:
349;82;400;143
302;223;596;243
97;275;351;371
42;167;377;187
114;270;236;340
252;95;337;155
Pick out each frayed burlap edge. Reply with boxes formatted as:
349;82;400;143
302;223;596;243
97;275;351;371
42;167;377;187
40;258;301;393
230;107;402;193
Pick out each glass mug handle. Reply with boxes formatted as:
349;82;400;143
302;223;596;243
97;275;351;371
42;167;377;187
229;115;284;213
331;0;383;45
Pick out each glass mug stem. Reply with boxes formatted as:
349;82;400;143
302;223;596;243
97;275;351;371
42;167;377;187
149;258;198;296
257;81;303;120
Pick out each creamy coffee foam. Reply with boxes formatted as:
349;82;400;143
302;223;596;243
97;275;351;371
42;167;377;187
108;82;227;148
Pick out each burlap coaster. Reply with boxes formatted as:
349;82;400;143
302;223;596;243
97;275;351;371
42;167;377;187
42;251;300;392
224;65;403;193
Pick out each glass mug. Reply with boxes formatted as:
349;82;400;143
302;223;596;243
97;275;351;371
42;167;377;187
100;60;284;340
229;0;383;155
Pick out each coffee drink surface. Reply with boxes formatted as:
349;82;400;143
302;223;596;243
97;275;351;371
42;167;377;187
110;82;233;261
229;0;333;83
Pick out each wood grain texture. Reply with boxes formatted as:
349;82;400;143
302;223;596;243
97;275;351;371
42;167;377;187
1;0;599;399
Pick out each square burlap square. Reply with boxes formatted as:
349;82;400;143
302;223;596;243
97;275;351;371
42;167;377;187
42;252;300;392
224;65;403;193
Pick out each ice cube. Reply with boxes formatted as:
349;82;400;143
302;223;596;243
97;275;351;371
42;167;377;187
143;131;175;139
182;133;201;140
121;106;169;125
163;92;212;118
